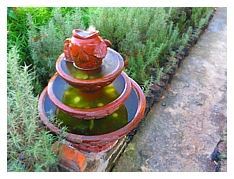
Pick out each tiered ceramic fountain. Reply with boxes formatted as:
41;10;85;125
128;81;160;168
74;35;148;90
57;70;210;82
38;28;146;153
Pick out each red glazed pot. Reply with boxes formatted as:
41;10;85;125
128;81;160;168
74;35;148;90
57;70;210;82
38;79;146;153
64;29;111;70
57;48;124;91
47;72;132;120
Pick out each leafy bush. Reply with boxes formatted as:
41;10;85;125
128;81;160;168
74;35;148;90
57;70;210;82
7;46;59;172
190;7;213;28
7;7;54;65
9;7;213;93
89;8;183;84
27;7;86;93
90;7;213;86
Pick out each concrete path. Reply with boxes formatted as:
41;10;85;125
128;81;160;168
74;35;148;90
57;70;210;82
112;7;227;172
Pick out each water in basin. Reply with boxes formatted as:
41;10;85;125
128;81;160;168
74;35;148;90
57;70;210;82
62;83;120;109
43;83;139;136
56;104;128;135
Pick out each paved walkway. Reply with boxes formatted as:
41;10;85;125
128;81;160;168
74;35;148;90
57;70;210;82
112;7;227;172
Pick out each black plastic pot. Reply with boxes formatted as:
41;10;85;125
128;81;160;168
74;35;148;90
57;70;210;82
145;92;155;114
174;55;183;68
188;36;198;46
161;73;169;85
150;83;164;103
183;44;191;57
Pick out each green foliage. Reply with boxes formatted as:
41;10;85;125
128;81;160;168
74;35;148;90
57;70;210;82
89;7;127;51
190;7;213;28
8;7;87;94
168;53;177;66
217;153;227;161
7;7;54;66
7;46;59;172
155;68;164;84
57;7;94;28
177;26;193;53
27;7;86;94
7;7;17;19
90;8;166;84
216;130;227;162
89;7;213;85
142;76;154;95
7;7;214;94
126;49;148;84
163;64;172;74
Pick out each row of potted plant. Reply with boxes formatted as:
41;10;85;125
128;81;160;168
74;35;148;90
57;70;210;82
127;11;214;140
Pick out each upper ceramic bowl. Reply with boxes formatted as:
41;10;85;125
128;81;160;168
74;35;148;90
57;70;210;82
56;48;124;91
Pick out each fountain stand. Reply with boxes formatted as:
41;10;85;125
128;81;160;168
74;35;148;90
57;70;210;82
38;28;146;171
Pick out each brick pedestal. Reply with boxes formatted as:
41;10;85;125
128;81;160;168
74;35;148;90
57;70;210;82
52;137;127;172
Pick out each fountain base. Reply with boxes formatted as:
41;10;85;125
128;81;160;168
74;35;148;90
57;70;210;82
37;29;146;171
72;140;118;153
54;137;127;172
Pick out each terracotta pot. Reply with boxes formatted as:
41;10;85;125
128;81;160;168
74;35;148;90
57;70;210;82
47;72;132;120
64;29;111;70
57;48;124;91
38;79;146;153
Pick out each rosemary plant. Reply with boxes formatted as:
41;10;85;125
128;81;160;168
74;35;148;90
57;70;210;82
142;76;154;96
27;7;86;94
155;68;164;85
7;46;59;172
22;7;214;91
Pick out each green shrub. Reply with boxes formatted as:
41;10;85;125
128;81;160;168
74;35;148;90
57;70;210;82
89;7;198;86
7;46;59;172
126;49;148;84
21;7;213;94
8;7;89;94
7;7;54;65
27;7;86;94
190;7;212;28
